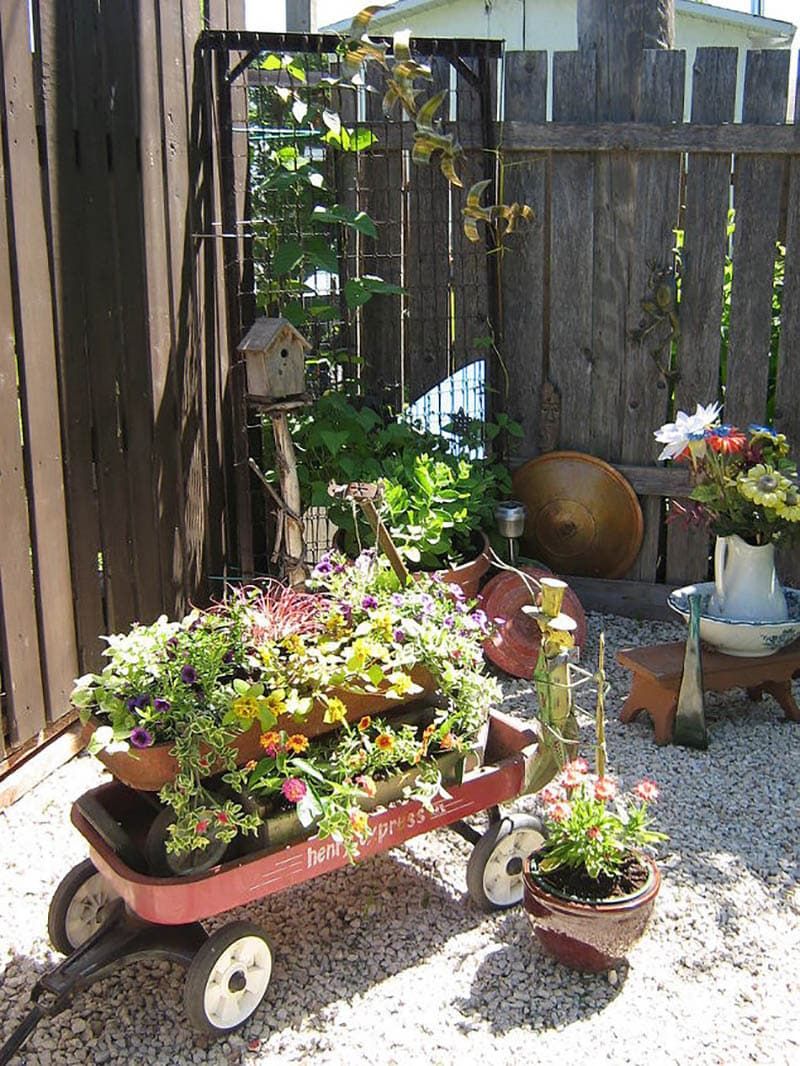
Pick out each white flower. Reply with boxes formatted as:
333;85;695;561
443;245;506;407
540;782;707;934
88;725;130;755
654;402;721;461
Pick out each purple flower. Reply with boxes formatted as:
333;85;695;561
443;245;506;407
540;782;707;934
361;595;379;610
130;727;154;749
393;627;406;644
470;609;489;633
314;554;334;576
340;602;353;620
443;615;455;629
126;697;138;712
181;664;197;685
222;649;235;664
390;592;405;608
153;698;171;713
419;594;435;616
134;693;151;709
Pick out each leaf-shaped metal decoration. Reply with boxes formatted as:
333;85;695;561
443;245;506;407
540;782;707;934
343;5;388;74
411;89;463;186
461;180;535;241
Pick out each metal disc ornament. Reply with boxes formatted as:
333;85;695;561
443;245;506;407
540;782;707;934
479;567;588;679
511;452;643;579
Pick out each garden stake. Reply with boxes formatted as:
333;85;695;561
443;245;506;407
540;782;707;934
674;592;708;749
595;632;607;777
328;481;410;586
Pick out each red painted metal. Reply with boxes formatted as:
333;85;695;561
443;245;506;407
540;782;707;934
72;711;539;926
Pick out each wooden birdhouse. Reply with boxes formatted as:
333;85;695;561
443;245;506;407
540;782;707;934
237;317;311;403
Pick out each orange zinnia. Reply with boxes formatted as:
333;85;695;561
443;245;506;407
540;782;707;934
259;730;281;752
375;733;394;752
286;733;309;754
358;716;372;731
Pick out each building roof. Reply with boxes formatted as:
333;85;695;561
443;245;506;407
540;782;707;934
326;0;795;40
237;317;312;353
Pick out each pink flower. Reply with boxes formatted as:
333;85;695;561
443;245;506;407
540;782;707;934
594;777;617;802
281;777;307;804
634;779;660;803
561;761;588;790
539;784;566;805
547;801;572;823
354;774;377;798
586;825;601;840
195;820;209;834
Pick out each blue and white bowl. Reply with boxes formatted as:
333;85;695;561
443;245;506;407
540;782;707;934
667;582;800;658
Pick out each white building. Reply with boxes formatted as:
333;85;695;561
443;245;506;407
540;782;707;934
323;1;797;117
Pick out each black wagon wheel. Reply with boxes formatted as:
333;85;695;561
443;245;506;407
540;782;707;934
47;858;121;955
183;921;273;1034
466;812;547;912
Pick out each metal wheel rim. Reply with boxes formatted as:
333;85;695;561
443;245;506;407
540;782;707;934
64;873;119;949
483;829;545;907
202;935;272;1029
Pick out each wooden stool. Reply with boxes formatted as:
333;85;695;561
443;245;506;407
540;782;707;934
616;641;800;745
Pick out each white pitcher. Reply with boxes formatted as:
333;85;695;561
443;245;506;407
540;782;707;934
712;534;788;622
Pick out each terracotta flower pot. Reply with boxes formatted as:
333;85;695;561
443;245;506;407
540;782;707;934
436;530;492;599
81;666;437;792
522;853;661;972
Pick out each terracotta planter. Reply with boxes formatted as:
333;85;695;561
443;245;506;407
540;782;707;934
436;530;492;599
522;853;661;972
82;665;436;792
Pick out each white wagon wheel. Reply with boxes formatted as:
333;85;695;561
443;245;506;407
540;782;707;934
47;858;120;954
466;812;547;911
183;921;273;1033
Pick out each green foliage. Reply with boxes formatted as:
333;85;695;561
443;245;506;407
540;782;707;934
263;392;516;567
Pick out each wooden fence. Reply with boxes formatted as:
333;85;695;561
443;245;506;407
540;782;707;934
0;0;244;771
499;42;800;612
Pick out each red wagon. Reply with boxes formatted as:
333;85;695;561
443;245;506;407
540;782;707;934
0;710;547;1063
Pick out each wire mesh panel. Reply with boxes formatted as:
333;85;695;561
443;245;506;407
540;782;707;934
206;30;501;575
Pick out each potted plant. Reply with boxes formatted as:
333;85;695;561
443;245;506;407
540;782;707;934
72;550;500;867
262;392;518;594
654;404;800;623
522;642;667;972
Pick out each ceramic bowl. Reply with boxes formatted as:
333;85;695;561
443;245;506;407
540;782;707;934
667;582;800;657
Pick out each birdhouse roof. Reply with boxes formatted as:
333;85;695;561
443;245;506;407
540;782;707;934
237;316;312;354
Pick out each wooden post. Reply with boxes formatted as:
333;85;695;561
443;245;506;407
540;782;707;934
577;0;675;119
285;1;315;32
271;414;309;587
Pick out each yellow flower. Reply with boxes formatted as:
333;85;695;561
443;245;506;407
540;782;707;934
388;672;413;696
370;610;394;642
737;465;792;509
232;695;260;720
282;635;306;657
323;697;348;725
351;637;389;663
285;733;309;754
349;809;369;837
323;611;350;638
776;488;800;522
264;689;287;716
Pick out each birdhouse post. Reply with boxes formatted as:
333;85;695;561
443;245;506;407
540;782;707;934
237;317;312;586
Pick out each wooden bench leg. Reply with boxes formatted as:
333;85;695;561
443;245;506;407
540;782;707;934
757;681;800;723
620;677;678;745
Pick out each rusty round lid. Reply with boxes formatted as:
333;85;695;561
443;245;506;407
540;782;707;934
479;567;588;679
511;452;643;579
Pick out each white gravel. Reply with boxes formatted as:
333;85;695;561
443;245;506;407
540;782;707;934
1;611;799;1066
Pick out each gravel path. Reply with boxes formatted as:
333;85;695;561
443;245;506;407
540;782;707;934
1;612;799;1066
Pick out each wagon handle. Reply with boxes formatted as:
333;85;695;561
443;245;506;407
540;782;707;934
328;480;410;586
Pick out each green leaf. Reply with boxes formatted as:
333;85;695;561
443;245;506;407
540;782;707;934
303;236;338;274
260;54;282;71
258;707;277;731
322;109;342;136
232;678;250;695
367;663;385;686
272;240;304;275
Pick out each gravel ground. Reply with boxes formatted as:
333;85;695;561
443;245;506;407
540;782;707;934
1;611;799;1066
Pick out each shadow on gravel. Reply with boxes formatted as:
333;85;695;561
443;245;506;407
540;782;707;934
454;911;626;1034
0;847;489;1062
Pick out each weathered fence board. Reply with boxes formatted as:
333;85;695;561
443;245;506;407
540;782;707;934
621;49;685;582
1;0;244;772
665;47;738;586
0;3;78;725
725;50;791;427
501;52;548;459
548;50;597;453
